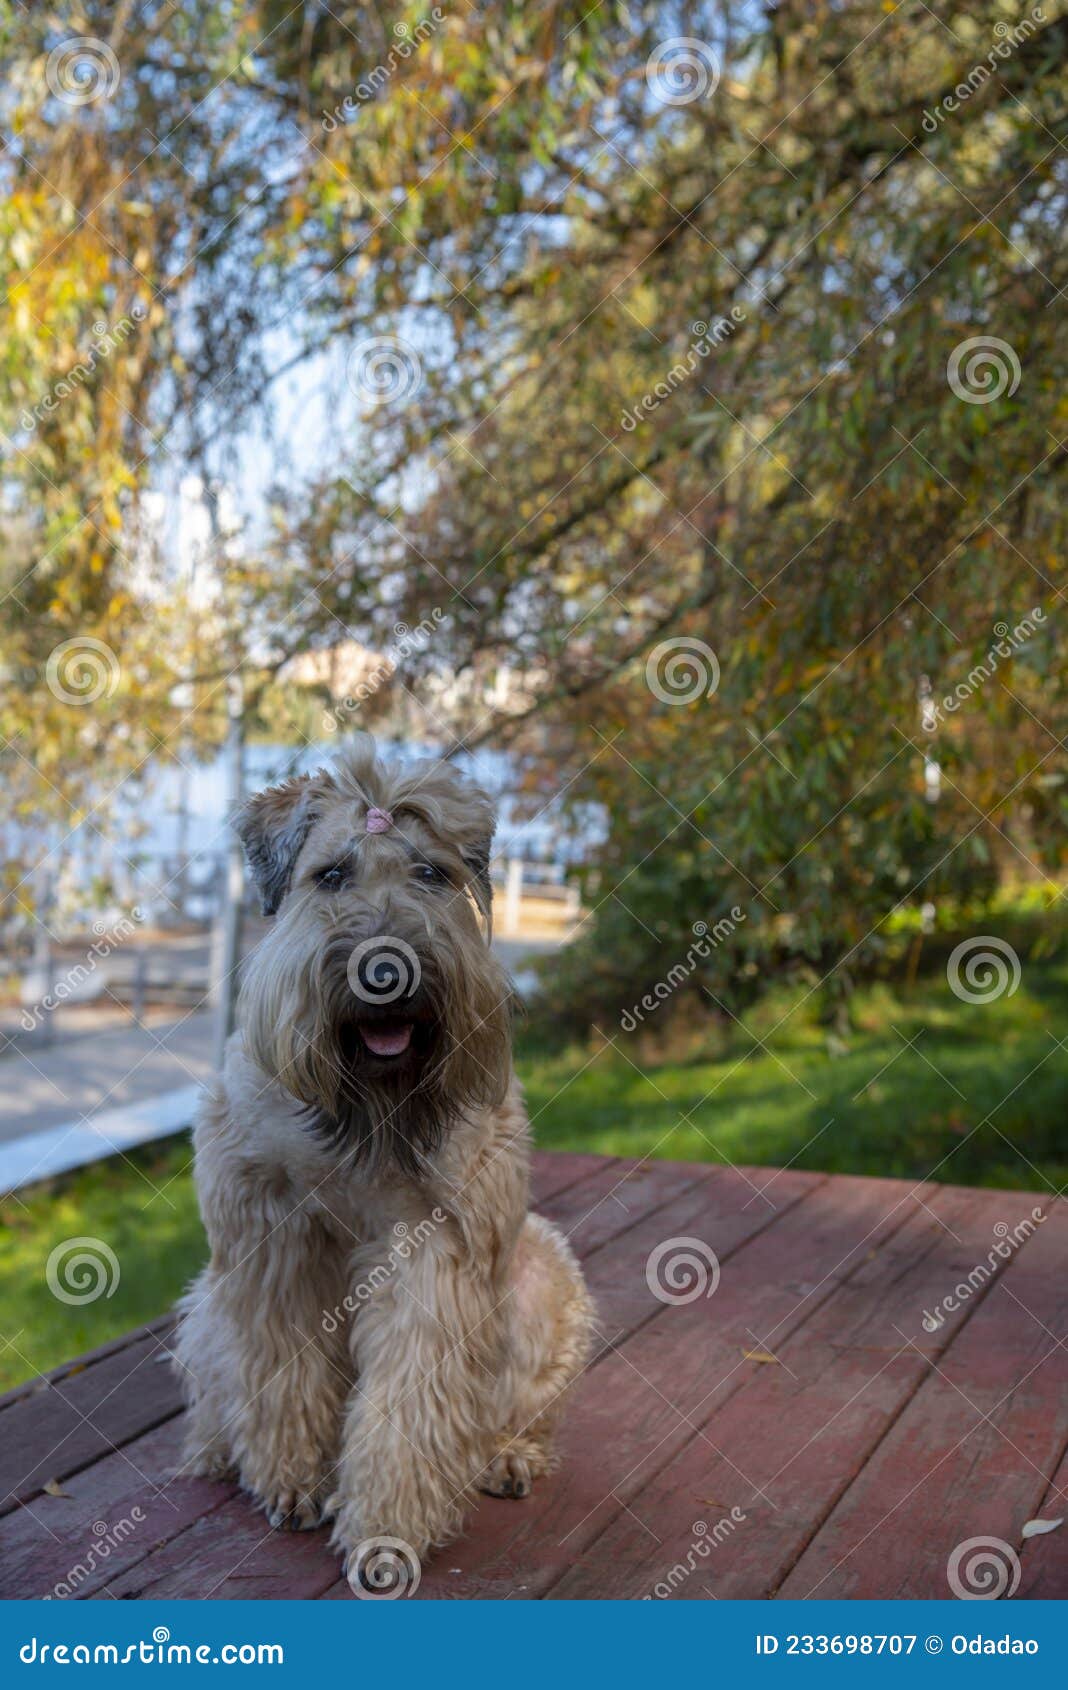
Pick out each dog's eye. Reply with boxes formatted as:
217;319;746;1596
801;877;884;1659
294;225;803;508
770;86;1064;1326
316;863;349;890
413;862;447;886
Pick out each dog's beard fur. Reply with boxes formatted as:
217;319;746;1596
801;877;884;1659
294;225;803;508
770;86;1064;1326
236;747;514;1176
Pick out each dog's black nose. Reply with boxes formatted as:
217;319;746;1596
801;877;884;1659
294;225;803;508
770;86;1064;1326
368;955;402;995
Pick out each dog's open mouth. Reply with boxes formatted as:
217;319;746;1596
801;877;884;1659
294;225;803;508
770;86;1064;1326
356;1018;413;1059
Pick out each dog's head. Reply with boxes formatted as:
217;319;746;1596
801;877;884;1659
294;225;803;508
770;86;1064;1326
235;736;512;1173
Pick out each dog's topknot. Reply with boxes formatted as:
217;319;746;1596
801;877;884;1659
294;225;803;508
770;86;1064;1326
236;735;497;922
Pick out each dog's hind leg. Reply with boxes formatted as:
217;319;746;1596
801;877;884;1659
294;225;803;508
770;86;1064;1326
481;1213;595;1499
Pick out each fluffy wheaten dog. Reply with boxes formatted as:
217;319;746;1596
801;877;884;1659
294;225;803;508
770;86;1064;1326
174;737;593;1577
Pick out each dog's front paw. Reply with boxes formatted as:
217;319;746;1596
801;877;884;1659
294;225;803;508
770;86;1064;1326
480;1448;533;1499
177;1447;236;1483
243;1471;332;1533
263;1485;329;1532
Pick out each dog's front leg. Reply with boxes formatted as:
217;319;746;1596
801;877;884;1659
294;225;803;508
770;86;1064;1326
329;1227;507;1567
177;1199;350;1532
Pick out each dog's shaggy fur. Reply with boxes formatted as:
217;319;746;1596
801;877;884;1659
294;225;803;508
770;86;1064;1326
174;737;593;1569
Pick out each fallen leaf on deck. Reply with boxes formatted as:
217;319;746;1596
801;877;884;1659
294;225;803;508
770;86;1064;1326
1021;1517;1064;1539
43;1479;71;1498
743;1350;779;1363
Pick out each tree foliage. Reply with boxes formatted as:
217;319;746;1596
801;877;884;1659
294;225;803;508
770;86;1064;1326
1;1;1064;1014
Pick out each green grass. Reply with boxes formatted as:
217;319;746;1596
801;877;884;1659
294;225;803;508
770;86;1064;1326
2;952;1065;1393
0;1141;204;1397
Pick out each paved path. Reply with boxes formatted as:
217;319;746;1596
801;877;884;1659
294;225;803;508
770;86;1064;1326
0;1010;216;1149
0;934;562;1179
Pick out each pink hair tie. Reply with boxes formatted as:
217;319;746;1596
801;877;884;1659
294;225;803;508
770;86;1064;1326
365;807;394;834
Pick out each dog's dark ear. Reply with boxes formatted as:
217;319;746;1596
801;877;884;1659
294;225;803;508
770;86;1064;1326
234;771;333;915
463;834;494;928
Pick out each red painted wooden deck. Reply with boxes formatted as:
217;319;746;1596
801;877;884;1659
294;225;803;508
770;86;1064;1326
1;1152;1065;1600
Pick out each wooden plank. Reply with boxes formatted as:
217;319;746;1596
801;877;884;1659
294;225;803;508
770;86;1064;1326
529;1150;619;1205
104;1163;817;1599
0;1314;174;1414
1017;1446;1068;1598
778;1195;1067;1599
324;1167;901;1598
13;1158;1056;1604
549;1183;1045;1598
537;1155;709;1258
106;1494;340;1600
0;1326;185;1518
583;1165;825;1339
0;1419;230;1600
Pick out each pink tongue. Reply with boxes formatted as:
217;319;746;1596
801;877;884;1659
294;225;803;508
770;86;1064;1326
360;1021;413;1058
